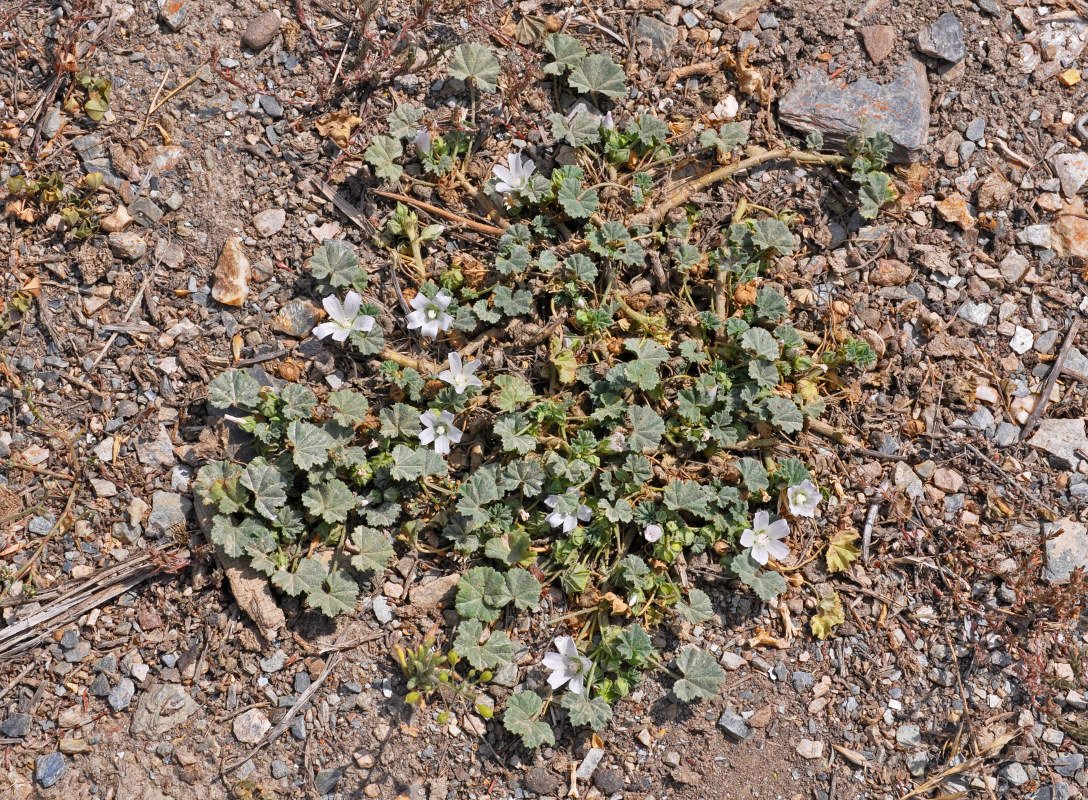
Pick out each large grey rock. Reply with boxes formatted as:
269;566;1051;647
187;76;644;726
147;491;190;537
778;58;930;162
1044;517;1088;584
636;16;678;53
36;752;66;788
131;683;199;737
717;709;749;741
915;12;966;63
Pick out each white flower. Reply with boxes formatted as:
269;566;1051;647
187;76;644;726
438;352;483;394
544;488;592;533
607;431;627;453
492;152;536;196
406;290;454;339
312;291;376;342
412;127;432;155
787;479;820;518
419;409;462;456
602;110;616;131
643;524;663;543
740;510;791;566
542;636;592;695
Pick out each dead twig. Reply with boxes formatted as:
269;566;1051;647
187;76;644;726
1019;315;1081;441
862;503;879;564
372;189;506;236
963;442;1058;521
89;267;157;371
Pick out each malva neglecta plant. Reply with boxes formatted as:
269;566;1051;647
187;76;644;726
197;35;884;748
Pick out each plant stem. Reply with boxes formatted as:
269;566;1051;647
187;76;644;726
628;148;850;229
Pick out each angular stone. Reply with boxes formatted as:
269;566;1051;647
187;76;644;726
861;25;896;64
271;760;290;779
314;768;344;795
576;748;605;780
408;574;460;608
999;250;1030;284
1;713;32;737
108;231;147;260
937;193;975;229
1029;418;1088;467
100;205;133;233
915;12;966;63
159;0;188;31
778;58;930;163
1001;763;1030;787
252;207;286;238
636;16;678;53
242;10;281;50
797;739;824;759
147;491;190;537
712;0;761;23
233;708;271;744
965;117;986;142
129;197;163;227
89;673;111;697
1053;199;1088;266
273;299;320;338
109;678;135;711
131;683;199;737
35;752;66;788
212;237;250;307
1043;517;1088;584
718;709;750;741
59;738;89;755
957;301;992;325
896;724;922;747
1052;152;1088;198
1055;754;1084;778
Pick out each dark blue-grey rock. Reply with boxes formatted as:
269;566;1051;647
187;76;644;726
36;752;66;788
271;760;289;779
915;12;966;64
314;767;344;795
1;713;32;737
108;677;135;711
147;491;190;537
89;673;111;697
778;58;930;162
1054;754;1084;778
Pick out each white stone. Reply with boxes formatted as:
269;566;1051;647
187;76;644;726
1051;152;1088;197
797;739;824;759
1010;326;1034;354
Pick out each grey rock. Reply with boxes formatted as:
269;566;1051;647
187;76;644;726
979;0;1000;16
906;751;928;777
576;748;605;780
999;249;1030;283
64;640;92;662
128;197;163;227
233;708;271;744
1052;152;1088;198
272;299;320;338
260;650;288;673
958;301;992;325
711;0;760;23
109;678;135;711
1055;754;1084;777
159;0;188;31
36;752;66;788
271;760;289;779
30;516;55;535
314;767;344;795
137;425;175;468
969;407;995;429
1044;518;1088;584
523;767;563;795
242;11;281;50
373;596;394;624
1019;224;1053;248
89;673;111;697
147;491;190;537
289;716;306;740
757;11;778;28
718;709;750;741
965;117;986;142
778;58;930;162
792;671;815;692
958;140;976;164
720;651;746;671
131;683;199;736
1000;763;1030;786
252;207;286;237
60;629;80;649
1;713;32;737
636;15;678;53
294;672;312;694
995;422;1021;447
96;654;117;674
258;94;283;119
108;231;147;260
915;12;966;63
896;724;922;747
1036;329;1062;354
593;769;624;794
42;107;65;139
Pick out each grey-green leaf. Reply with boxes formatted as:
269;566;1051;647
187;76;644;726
307;570;359;617
308;240;362;288
364;135;404;182
350;527;395;573
207;370;260;409
542;32;586;75
448;43;501;92
567;54;626;99
302;478;356;523
287;421;333;470
240;459;288;521
503;691;555;749
627;405;665;451
505;568;541;611
561;693;612;731
673;647;726;702
454;620;517;670
272;557;327;597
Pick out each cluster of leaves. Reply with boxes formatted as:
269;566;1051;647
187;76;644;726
5;171;103;238
806;121;898;219
70;73;111;121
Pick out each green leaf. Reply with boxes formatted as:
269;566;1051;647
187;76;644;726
329;389;369;425
364;135;404;182
308;240;362;288
662;481;709;517
567;53;626;98
564;253;598;282
211;515;262;559
387;104;424;139
207;370;261;409
557;180;600;219
750;217;795;255
457;469;501;529
448;43;501;91
493;285;533;317
740;327;780;361
755;287;789;322
287;420;333;470
748;358;780;389
271;557;327;597
542;32;586;75
730;552;787;601
775;457;810;487
859;171;897;219
547;111;602;148
389;444;447;481
307;570;359;617
762;396;804;434
492;376;533;412
736;457;769;493
616;624;654;666
626;339;669;368
195;461;250;514
379;403;422;439
561;693;612;731
240;458;288;521
494;413;535;455
280;383;317;420
676;588;715;625
503;691;555;749
625;360;660;392
505;568;541;611
456;566;509;622
302;478;356;523
350;527;395;573
454;620;517;670
629;114;670;148
673;647;725;702
627;405;664;451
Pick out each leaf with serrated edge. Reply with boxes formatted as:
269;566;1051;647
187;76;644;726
447;43;501;91
505;568;541;611
454;620;517;670
207;370;260;409
627;405;664;451
240;459;287;521
351;527;395;573
272;557;327;597
287;420;332;470
810;592;845;639
307;570;359;617
673;647;725;702
826;530;861;574
309;241;361;288
567;54;626;98
676;588;714;625
364;135;403;182
503;691;555;749
542;32;585;75
302;478;356;523
561;693;612;731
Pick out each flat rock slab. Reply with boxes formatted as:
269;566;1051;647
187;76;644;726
1044;517;1088;584
778;58;930;163
131;683;199;737
915;12;966;63
1028;418;1088;467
